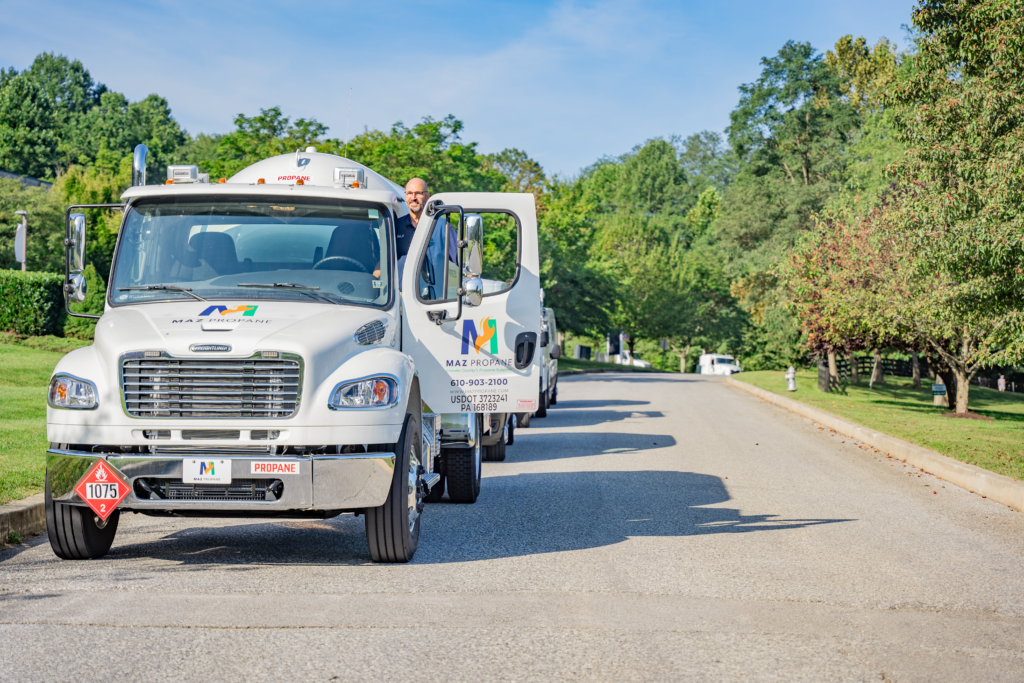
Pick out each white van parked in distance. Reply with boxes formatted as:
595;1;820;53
698;353;742;376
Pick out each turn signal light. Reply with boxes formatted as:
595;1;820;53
296;179;304;185
165;179;174;185
257;178;265;184
219;178;226;183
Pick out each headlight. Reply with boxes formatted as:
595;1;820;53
48;374;98;409
329;377;399;409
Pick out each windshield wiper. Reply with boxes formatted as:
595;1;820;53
235;282;341;305
118;285;207;302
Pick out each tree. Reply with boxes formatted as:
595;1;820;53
0;74;60;179
677;131;737;193
867;0;1024;413
192;107;327;179
345;115;503;192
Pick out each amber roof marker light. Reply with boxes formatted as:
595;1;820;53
257;178;265;184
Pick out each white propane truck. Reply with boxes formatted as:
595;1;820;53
44;145;541;563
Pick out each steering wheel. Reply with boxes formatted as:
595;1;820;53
312;256;370;273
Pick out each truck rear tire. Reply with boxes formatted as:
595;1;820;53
445;422;482;504
483;438;506;462
518;411;531;428
506;416;515;446
536;389;548;418
365;414;422;562
550;384;558;406
45;473;119;560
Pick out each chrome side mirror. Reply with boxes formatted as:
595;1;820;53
463;213;483;278
69;213;86;273
461;276;483;307
69;272;87;303
133;144;148;186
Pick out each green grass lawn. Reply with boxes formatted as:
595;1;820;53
0;342;68;504
739;370;1024;481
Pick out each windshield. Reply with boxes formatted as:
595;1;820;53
110;196;391;307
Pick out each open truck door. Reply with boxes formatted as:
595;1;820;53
402;193;541;415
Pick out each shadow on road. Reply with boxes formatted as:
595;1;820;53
524;409;666;430
101;470;850;567
507;430;676;462
554;399;652;410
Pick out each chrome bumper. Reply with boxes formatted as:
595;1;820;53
47;448;396;512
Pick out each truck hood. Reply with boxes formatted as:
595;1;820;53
93;300;398;387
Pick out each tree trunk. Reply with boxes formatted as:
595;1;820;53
849;351;859;384
872;349;885;384
954;367;970;414
679;345;690;373
911;352;921;389
827;351;839;390
936;365;957;412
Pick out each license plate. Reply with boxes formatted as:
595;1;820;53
182;458;231;483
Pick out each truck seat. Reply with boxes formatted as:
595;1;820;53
324;225;379;273
188;232;242;276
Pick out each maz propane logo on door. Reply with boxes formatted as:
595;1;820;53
200;305;258;317
461;317;498;355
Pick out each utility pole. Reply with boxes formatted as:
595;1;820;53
14;210;27;271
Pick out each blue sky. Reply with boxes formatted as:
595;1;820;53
1;0;914;177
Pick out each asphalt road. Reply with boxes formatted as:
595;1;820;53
3;374;1024;682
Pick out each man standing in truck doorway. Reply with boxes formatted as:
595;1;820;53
395;178;458;279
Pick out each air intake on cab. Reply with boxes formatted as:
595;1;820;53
354;320;386;345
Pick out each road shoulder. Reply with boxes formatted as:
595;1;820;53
727;376;1024;514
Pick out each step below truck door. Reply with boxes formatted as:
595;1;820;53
402;192;541;414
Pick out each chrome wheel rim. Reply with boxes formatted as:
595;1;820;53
407;438;421;535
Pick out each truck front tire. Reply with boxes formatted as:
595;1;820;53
365;414;422;562
45;472;119;560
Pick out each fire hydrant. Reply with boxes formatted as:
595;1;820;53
785;366;797;392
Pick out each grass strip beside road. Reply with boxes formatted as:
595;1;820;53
740;370;1024;481
0;342;66;504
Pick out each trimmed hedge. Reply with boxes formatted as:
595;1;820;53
0;270;66;336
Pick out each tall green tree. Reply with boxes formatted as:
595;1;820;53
0;74;60;178
870;0;1024;414
716;40;861;368
345;115;503;192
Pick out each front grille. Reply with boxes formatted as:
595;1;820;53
138;478;280;501
354;320;386;345
182;430;240;440
121;354;301;418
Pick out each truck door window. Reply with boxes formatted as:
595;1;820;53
478;211;521;296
